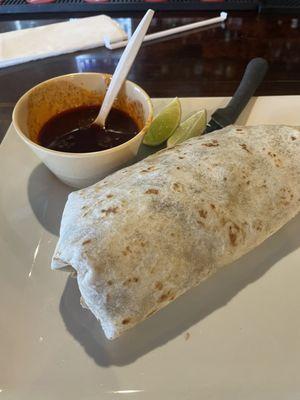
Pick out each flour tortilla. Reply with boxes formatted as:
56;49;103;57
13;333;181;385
52;125;300;340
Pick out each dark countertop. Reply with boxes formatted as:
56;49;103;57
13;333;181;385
1;10;300;140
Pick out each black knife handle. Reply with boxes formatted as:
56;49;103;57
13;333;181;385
211;58;269;127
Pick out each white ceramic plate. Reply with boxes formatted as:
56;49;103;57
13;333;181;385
1;97;300;400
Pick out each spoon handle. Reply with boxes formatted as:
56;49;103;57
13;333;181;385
94;9;154;127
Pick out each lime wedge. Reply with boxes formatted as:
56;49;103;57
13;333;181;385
167;109;207;148
143;98;181;146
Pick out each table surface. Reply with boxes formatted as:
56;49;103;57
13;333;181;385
1;10;300;141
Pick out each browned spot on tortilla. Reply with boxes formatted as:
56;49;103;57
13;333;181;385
101;207;119;216
197;220;205;227
147;165;155;171
150;267;155;274
107;280;113;286
175;273;179;278
172;182;184;192
176;166;181;170
81;205;87;210
179;156;185;159
279;187;294;205
122;318;131;325
246;181;250;185
140;241;146;247
121;277;138;285
228;223;240;246
291;136;296;140
123;278;132;285
141;168;153;173
240;143;251;154
170;233;175;237
199;209;207;218
184;332;191;341
210;204;216;210
106;293;111;302
122;246;132;256
155;282;163;290
106;194;113;199
224;177;227;181
82;239;92;245
158;290;173;303
236;128;244;133
229;230;237;246
145;188;159;195
254;220;263;231
202;141;219;147
159;293;169;302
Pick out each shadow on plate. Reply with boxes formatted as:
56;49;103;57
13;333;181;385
26;146;160;237
27;163;72;236
59;213;300;367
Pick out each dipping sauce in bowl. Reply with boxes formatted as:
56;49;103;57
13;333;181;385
38;105;139;153
13;72;153;188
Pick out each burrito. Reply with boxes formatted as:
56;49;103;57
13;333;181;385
52;125;300;340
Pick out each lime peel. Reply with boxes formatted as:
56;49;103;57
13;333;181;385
143;98;181;147
167;109;207;148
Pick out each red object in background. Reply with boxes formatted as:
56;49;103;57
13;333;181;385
26;0;55;3
84;0;109;3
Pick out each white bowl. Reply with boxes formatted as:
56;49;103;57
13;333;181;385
12;73;153;188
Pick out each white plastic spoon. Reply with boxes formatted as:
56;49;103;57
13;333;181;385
94;9;154;128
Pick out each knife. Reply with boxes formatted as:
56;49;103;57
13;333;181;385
205;57;269;134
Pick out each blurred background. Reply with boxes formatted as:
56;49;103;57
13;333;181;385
1;0;300;140
0;1;300;16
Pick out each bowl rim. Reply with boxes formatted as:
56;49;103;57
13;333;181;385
12;72;153;158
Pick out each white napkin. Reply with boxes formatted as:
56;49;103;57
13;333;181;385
0;15;127;69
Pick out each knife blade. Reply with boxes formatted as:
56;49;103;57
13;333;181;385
205;57;269;134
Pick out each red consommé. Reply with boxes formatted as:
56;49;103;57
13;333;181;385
38;105;139;153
